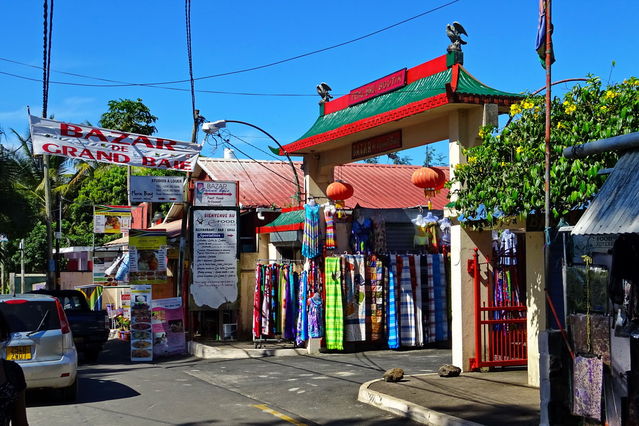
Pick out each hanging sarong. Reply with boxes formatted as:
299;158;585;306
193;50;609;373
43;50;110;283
399;255;416;346
344;254;366;342
253;264;263;339
271;265;278;336
367;258;384;342
280;265;288;336
420;255;433;343
412;255;424;346
572;355;603;420
302;203;320;258
308;295;324;338
296;271;309;345
325;257;344;350
261;266;272;336
568;314;611;366
387;264;399;349
432;254;449;341
284;270;298;340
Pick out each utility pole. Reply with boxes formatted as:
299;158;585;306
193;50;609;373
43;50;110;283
19;239;25;294
543;0;553;327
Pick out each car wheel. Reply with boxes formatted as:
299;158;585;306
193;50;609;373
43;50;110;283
60;378;78;403
84;348;100;362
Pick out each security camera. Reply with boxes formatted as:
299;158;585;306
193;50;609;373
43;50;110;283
202;120;226;135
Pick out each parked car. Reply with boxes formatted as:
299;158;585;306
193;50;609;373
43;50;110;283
0;294;78;401
30;289;110;361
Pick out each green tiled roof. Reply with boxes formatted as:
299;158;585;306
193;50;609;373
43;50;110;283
294;67;521;143
263;209;304;228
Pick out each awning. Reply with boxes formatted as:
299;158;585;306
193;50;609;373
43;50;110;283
257;207;304;234
572;149;639;235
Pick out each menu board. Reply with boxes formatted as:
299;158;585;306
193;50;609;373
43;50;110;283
128;229;167;285
93;251;124;286
151;297;186;357
191;209;238;309
130;285;153;362
193;181;237;207
93;205;131;234
120;291;131;320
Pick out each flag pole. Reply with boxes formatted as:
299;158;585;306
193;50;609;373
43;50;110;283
543;0;553;327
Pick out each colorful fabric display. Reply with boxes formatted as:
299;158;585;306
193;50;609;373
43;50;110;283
344;255;366;342
308;294;324;338
324;206;336;250
325;257;344;350
572;355;603;420
367;258;385;342
284;270;297;340
398;255;416;347
302;203;320;258
387;267;400;349
253;264;262;339
351;217;373;252
431;254;449;341
296;270;309;345
261;266;272;336
412;255;424;346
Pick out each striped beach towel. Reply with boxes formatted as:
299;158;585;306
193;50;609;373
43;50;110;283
386;263;399;349
325;257;344;350
398;255;416;347
344;255;366;342
412;255;424;346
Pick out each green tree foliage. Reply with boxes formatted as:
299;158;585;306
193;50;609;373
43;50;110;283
98;98;157;135
448;76;639;227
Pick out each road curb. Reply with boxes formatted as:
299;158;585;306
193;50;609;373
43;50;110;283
358;377;483;426
188;341;307;359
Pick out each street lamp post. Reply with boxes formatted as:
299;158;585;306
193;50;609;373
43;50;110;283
203;120;302;206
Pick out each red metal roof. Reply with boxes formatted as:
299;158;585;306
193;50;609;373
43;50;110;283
197;158;449;209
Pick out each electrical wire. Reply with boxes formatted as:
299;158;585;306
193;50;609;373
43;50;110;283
225;131;283;162
4;1;459;90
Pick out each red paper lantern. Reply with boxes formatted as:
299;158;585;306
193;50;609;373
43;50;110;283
326;180;354;201
411;167;446;198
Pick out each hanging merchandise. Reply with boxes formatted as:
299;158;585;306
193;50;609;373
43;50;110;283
397;256;416;347
372;212;387;253
334;215;352;253
325;257;344;350
500;229;517;265
367;257;385;342
261;266;273;337
253;264;263;339
324;205;337;251
302;200;320;258
343;255;366;342
285;268;298;340
572;355;603;420
422;254;449;343
412;214;428;247
386;268;400;349
296;269;309;345
351;211;373;253
411;255;424;347
569;314;611;366
439;217;452;250
308;293;324;338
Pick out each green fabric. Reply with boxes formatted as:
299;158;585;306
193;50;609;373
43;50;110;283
292;67;522;143
325;257;344;350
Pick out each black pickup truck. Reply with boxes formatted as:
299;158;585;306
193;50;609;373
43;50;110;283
30;289;110;361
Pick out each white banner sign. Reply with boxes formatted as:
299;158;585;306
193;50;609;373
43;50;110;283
191;209;238;309
193;181;238;207
130;176;184;203
29;115;201;172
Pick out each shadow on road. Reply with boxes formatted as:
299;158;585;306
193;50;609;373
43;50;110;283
26;376;140;407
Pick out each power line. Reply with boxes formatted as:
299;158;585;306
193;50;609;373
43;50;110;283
225;130;283;162
2;1;459;89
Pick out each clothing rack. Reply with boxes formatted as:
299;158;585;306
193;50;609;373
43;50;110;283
256;258;304;264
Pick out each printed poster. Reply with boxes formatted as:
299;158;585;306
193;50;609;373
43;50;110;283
130;176;184;203
120;291;131;320
93;251;125;286
191;209;238;309
128;229;167;285
130;285;153;362
151;297;186;357
29;115;201;172
193;181;238;207
93;205;132;234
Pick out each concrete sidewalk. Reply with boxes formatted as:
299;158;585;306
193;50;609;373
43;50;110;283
359;369;540;426
188;339;306;359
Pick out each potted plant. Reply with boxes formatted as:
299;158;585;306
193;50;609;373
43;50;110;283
115;315;131;341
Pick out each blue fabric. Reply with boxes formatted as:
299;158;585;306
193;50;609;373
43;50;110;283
296;271;309;345
399;255;416;347
432;254;448;341
387;262;399;349
115;254;129;281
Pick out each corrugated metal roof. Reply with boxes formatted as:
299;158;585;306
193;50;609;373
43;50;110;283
198;158;449;209
572;149;639;235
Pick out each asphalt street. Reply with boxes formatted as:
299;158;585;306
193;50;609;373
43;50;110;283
25;339;451;425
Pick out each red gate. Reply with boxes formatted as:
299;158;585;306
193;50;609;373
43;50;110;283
469;248;527;370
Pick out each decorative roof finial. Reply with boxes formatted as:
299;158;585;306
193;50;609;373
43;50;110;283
446;21;468;53
316;82;333;104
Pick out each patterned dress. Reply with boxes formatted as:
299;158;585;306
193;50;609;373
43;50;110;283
324;206;336;250
302;203;320;258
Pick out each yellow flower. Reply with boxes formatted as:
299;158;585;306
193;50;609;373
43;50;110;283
600;105;609;112
564;104;577;114
510;103;522;116
604;90;618;100
634;80;639;86
563;100;571;106
522;100;534;110
500;161;507;167
556;122;565;129
515;146;524;154
478;128;486;138
468;156;477;164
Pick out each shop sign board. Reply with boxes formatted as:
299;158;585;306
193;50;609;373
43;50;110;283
93;205;132;234
351;130;402;160
120;291;131;320
191;209;238;309
151;297;185;357
349;69;406;106
29;115;200;172
130;176;184;203
93;251;125;286
128;229;167;285
130;285;153;362
193;180;238;207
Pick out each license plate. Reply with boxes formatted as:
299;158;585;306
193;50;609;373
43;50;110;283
6;346;32;361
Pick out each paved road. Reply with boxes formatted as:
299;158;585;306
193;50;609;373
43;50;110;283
26;339;451;425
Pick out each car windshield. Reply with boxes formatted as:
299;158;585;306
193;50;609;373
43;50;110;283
0;301;61;333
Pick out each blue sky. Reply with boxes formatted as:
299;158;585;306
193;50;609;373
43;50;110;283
1;1;638;166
